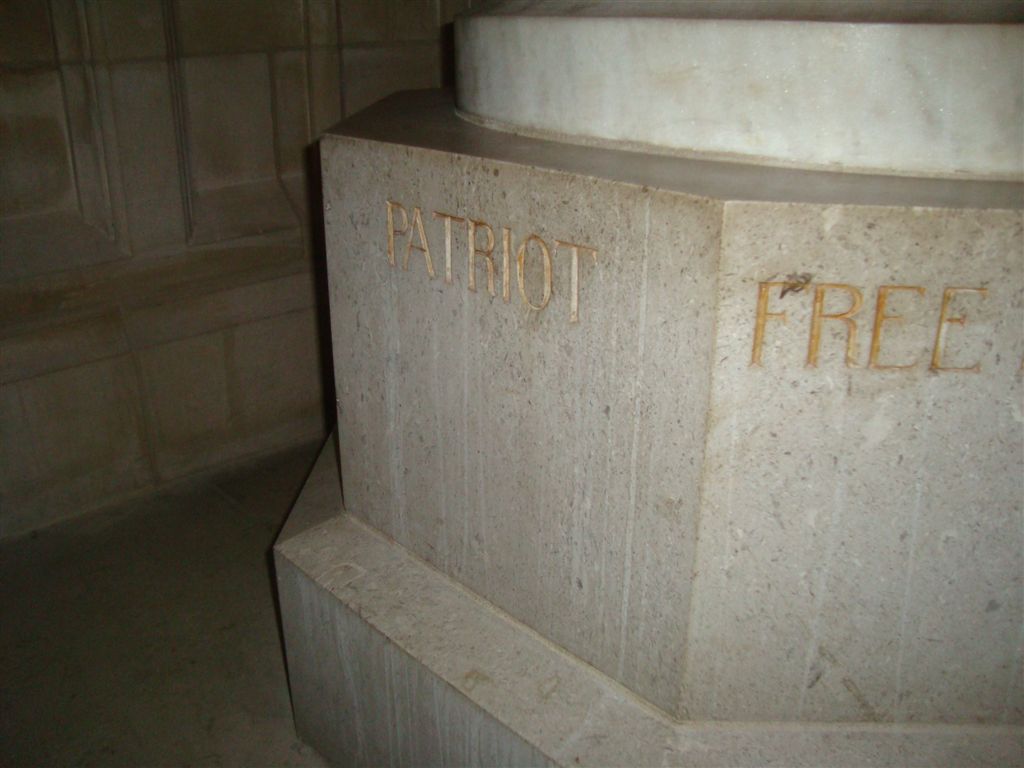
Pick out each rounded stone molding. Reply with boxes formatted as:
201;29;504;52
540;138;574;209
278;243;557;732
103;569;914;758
455;1;1024;179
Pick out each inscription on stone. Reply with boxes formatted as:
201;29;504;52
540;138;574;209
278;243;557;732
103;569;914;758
382;200;1011;371
385;200;598;322
751;279;992;371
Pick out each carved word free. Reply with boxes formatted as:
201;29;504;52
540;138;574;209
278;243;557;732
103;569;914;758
385;200;598;323
751;280;990;372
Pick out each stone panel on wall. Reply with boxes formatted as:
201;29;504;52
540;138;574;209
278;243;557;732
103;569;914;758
342;44;440;116
109;61;187;252
0;70;75;219
0;0;465;536
0;356;154;538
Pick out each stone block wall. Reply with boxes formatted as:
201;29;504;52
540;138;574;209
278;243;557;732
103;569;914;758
0;0;471;538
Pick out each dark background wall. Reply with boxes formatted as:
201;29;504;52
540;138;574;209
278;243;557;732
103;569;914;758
0;0;475;537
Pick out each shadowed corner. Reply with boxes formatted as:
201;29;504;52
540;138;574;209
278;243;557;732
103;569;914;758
304;138;338;436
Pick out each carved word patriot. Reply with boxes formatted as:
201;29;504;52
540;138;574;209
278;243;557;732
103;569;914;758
385;200;598;323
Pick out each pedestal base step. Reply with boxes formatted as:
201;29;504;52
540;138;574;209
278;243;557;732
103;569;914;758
274;440;1021;767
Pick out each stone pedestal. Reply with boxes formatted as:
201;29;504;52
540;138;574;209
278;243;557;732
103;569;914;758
275;4;1022;763
274;85;1022;765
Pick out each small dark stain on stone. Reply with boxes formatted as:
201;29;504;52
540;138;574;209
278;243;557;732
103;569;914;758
603;405;610;416
576;577;583;589
493;168;499;176
462;668;492;692
807;667;823;689
780;273;813;298
538;674;560;700
986;599;1001;612
841;677;879;721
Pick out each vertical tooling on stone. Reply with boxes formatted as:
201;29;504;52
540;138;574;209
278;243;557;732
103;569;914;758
323;135;721;716
682;202;1023;723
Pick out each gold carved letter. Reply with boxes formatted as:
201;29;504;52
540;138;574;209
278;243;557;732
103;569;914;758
807;283;863;368
517;234;553;311
404;207;435;277
386;200;408;267
555;240;598;323
930;287;987;372
433;211;466;284
501;227;512;303
868;285;925;369
750;282;790;366
467;219;496;296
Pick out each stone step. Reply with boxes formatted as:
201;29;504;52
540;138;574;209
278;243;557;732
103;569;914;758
276;438;1022;766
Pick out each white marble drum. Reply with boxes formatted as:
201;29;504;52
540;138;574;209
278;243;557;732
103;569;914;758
455;0;1024;179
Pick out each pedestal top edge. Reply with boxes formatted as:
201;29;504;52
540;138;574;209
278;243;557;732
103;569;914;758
325;90;1024;212
465;0;1024;24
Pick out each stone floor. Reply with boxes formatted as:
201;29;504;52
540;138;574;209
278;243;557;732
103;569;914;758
0;441;330;767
